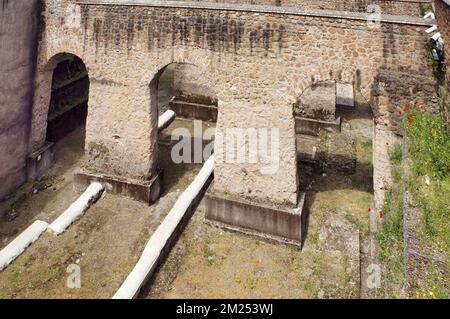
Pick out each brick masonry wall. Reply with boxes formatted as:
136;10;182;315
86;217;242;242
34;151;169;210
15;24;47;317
435;0;450;81
180;0;431;16
32;0;436;207
0;0;39;200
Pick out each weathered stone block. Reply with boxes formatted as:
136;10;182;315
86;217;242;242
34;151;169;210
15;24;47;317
295;81;337;122
205;191;305;245
74;169;163;204
336;82;355;110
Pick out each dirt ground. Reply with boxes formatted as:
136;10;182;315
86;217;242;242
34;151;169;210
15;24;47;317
1;97;374;299
0;126;201;298
0;128;86;249
142;167;372;299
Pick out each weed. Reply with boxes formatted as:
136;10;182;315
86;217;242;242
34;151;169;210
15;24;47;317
389;143;402;165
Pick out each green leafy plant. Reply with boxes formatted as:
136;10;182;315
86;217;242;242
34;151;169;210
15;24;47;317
402;104;450;179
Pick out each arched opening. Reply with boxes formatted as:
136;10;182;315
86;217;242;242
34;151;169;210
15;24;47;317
295;80;374;243
45;53;89;146
26;52;91;181
151;63;217;195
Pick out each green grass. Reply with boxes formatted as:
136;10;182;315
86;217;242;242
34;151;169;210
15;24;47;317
377;186;404;261
403;107;449;251
420;3;433;17
355;138;373;166
404;107;450;179
378;107;449;297
203;243;215;266
389;142;402;165
7;270;21;284
413;176;450;251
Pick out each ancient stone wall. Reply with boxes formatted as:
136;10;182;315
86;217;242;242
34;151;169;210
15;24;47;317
33;0;435;207
0;0;40;199
435;0;450;82
173;64;218;105
179;0;431;16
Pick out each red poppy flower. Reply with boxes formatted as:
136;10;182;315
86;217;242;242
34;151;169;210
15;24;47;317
407;117;413;123
379;211;383;219
403;104;409;111
368;207;372;213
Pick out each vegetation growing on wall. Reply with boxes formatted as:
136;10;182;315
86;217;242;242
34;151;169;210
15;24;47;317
404;106;449;249
378;102;449;298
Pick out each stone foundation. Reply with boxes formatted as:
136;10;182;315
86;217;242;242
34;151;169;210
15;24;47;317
205;191;305;245
74;170;163;204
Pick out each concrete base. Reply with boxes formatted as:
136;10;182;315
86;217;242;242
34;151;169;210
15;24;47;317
74;170;163;204
205;192;305;245
295;116;342;136
169;97;218;122
26;142;55;181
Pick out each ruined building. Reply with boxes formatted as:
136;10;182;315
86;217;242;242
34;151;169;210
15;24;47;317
0;0;441;244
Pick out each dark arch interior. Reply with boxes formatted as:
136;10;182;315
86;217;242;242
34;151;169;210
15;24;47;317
45;54;89;145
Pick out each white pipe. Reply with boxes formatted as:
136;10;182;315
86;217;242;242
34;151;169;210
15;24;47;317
158;110;176;131
48;182;104;235
113;156;214;299
0;220;48;271
424;12;435;19
425;25;437;34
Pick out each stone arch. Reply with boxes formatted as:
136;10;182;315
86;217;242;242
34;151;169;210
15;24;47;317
291;69;381;212
291;68;378;118
148;56;220;101
29;52;90;153
148;60;219;158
